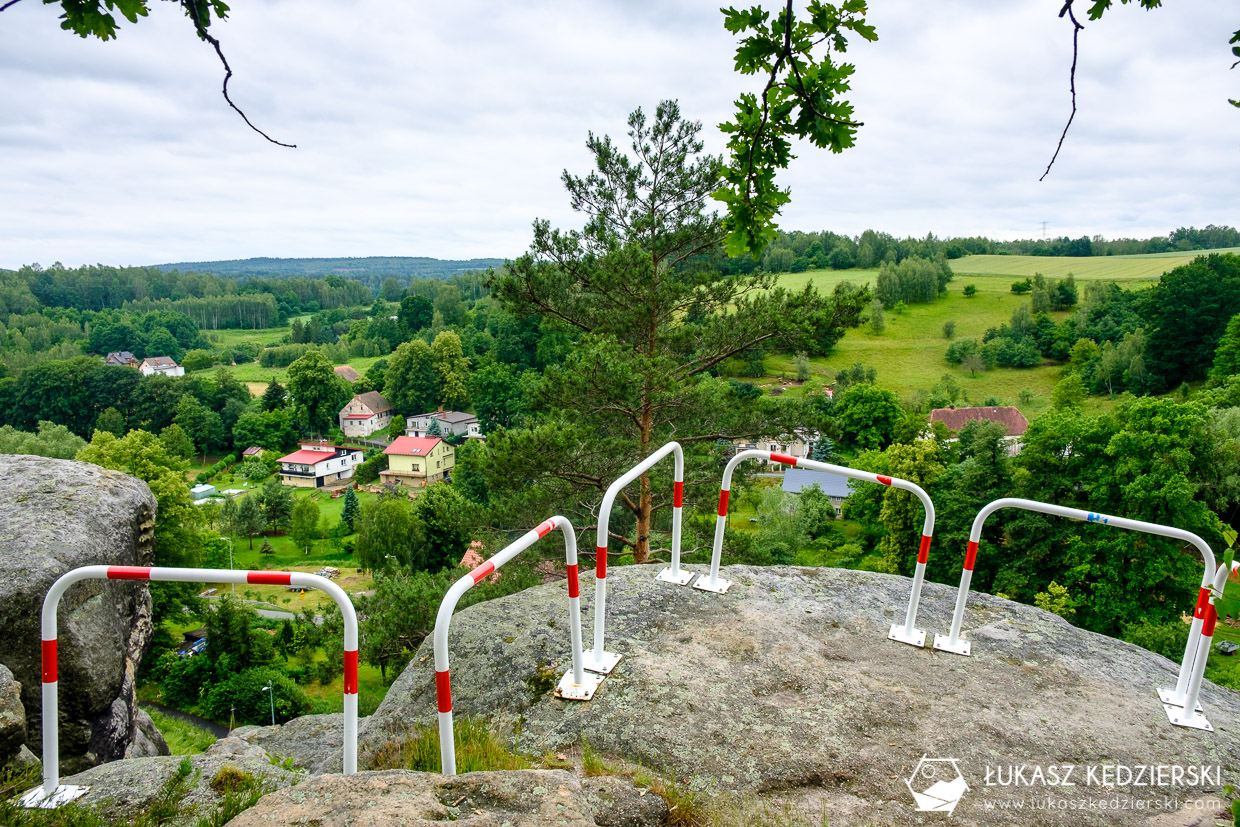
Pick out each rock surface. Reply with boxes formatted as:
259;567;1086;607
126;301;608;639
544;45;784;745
225;769;601;826
231;713;346;774
0;455;167;771
59;735;300;822
0;664;26;761
368;564;1240;826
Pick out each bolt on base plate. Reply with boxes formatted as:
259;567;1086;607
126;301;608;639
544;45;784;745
1158;687;1204;712
932;634;972;656
20;785;90;809
888;624;927;648
581;649;622;675
1164;703;1213;731
692;575;732;594
555;670;602;701
655;567;695;586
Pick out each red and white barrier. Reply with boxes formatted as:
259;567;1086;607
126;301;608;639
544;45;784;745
23;566;359;808
588;441;687;675
698;450;937;648
433;515;596;776
936;497;1220;731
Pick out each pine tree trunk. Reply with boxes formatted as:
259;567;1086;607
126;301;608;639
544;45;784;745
634;404;653;563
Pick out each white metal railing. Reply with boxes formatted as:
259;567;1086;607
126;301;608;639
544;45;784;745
22;566;359;809
934;497;1221;731
587;442;687;674
432;516;597;775
699;450;937;647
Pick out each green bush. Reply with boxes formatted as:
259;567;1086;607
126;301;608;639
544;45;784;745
1122;621;1190;663
201;667;313;726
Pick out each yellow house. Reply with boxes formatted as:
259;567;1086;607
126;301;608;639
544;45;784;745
380;436;454;487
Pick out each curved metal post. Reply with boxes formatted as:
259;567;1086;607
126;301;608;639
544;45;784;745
588;441;686;675
1166;561;1230;731
933;497;1218;727
24;565;360;809
432;516;596;776
698;449;936;647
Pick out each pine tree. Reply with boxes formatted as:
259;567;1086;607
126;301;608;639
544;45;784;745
341;487;360;533
262;380;287;412
427;418;442;437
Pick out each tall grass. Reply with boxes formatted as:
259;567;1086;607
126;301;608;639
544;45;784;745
144;707;217;755
364;716;530;774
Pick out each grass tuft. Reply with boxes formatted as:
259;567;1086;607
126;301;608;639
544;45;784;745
364;716;530;774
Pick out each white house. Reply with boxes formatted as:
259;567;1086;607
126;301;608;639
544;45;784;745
139;356;185;377
338;391;395;438
405;408;482;439
276;442;364;489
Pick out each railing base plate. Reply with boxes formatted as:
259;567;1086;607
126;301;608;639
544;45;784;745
20;785;90;809
692;576;732;594
555;670;602;701
655;567;695;586
932;634;971;656
581;649;622;675
1158;687;1204;712
1164;703;1213;731
888;624;927;648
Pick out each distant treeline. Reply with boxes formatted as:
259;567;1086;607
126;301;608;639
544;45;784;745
5;263;371;326
754;225;1240;274
154;256;505;290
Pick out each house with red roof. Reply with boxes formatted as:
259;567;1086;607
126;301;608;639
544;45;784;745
276;442;364;489
380;436;454;488
338;391;394;437
928;406;1029;438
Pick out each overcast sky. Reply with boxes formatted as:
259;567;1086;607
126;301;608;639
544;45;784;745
1;0;1235;268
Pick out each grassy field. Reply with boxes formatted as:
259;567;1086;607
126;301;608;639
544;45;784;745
946;248;1240;282
766;273;1118;416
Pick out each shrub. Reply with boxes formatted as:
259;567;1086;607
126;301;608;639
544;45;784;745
1122;621;1189;663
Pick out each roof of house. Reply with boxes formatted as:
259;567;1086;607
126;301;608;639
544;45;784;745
384;436;444;457
353;391;392;414
142;356;179;368
242;446;264;457
781;468;856;498
277;444;356;465
105;351;137;363
459;543;499;582
334;365;362;382
413;410;476;424
928;406;1029;437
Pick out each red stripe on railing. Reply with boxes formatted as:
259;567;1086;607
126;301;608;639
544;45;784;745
770;453;799;467
1193;587;1210;620
248;571;292;586
435;670;452;713
567;564;579;598
596;547;607;578
964;541;978;571
673;481;683;508
343;650;358;694
718;490;730;517
876;475;893;486
469;561;496;584
42;639;56;683
918;535;932;565
1203;604;1218;637
106;566;152;581
535;519;555;538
